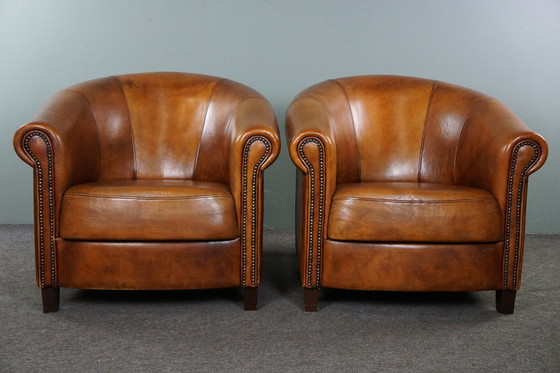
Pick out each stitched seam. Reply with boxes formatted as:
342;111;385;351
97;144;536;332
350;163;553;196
23;132;55;287
453;97;492;184
65;194;232;200
330;79;360;181
194;78;224;179
112;76;138;179
63;89;102;180
333;197;495;203
418;81;438;182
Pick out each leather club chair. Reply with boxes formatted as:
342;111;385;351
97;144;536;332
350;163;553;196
286;75;548;313
13;72;280;312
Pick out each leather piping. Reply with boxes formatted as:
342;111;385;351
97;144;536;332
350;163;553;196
418;80;438;182
112;76;138;179
331;79;360;182
193;78;224;179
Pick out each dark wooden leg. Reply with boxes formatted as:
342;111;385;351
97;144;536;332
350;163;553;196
304;288;319;312
243;287;258;311
41;287;60;313
496;290;516;314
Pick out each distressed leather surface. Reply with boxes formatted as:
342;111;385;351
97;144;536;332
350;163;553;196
328;182;502;242
287;75;548;291
60;180;239;241
14;72;280;290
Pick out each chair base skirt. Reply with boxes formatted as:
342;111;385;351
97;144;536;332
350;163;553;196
42;238;252;312
307;240;513;313
56;238;241;290
321;240;503;292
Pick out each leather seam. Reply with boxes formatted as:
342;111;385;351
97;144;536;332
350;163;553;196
453;97;492;184
333;197;496;203
112;76;138;179
194;78;224;179
418;81;438;182
64;194;233;200
330;79;360;181
63;89;102;181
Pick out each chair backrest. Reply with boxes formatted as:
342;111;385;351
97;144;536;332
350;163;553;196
65;72;260;182
299;75;493;185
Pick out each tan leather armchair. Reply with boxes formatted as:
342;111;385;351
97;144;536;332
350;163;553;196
14;72;280;312
286;75;547;313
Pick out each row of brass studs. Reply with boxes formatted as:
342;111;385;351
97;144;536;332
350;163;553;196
23;132;55;287
504;141;539;289
241;136;271;286
298;138;325;288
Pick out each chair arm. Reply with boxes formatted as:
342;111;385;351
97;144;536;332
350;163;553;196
13;90;100;287
455;98;548;289
286;98;338;288
227;96;280;287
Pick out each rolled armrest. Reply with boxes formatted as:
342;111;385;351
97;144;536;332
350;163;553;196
13;89;100;287
14;89;101;205
455;98;548;290
455;98;548;210
228;96;281;172
286;97;337;175
227;96;280;288
286;97;339;288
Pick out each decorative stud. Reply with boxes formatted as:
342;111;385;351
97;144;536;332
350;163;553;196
23;132;55;287
241;136;271;286
504;141;539;289
298;138;325;288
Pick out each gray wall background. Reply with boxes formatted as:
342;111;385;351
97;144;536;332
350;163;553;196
1;0;558;233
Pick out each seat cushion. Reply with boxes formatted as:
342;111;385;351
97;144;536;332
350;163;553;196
327;182;502;243
60;180;239;241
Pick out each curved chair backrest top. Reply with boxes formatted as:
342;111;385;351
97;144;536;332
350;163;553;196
290;75;532;185
38;72;268;182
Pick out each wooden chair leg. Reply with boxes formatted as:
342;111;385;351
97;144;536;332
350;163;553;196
243;287;258;311
41;287;60;313
304;288;319;312
496;289;516;314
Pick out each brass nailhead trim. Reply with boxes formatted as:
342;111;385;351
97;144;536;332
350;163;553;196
298;138;325;287
504;141;539;289
23;132;55;287
241;136;271;287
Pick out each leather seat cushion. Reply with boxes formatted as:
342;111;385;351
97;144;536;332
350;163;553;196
327;182;502;243
59;180;239;241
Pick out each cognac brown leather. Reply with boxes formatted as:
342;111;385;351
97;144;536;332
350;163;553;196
322;240;503;291
60;180;239;241
287;75;548;305
13;73;280;305
328;182;502;242
56;239;241;290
